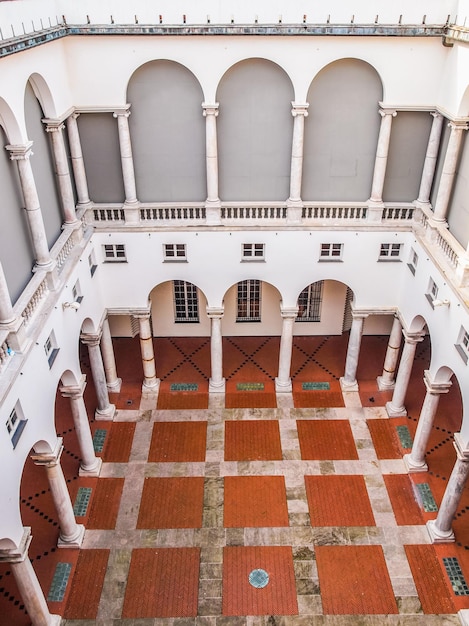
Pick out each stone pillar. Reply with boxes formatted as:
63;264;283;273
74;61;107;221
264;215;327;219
207;307;225;393
134;312;159;390
113;107;138;206
0;528;61;626
44;119;78;224
427;433;469;543
101;317;122;393
0;262;15;325
31;439;85;548
202;103;220;207
275;307;298;393
66;112;91;207
404;371;451;472
80;331;116;420
433;120;468;222
368;107;397;205
415;112;444;207
340;312;367;392
386;329;424;417
377;315;402;390
287;103;309;220
60;376;102;477
6;143;53;269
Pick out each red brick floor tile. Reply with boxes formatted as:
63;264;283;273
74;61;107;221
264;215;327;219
122;548;200;618
224;476;289;527
433;543;469;611
316;545;398;615
148;421;207;462
155;337;211;380
225;378;277;409
292;378;344;408
113;381;142;410
383;474;424;525
222;546;298;616
224;420;282;461
367;419;402;459
102;422;135;463
405;545;455;614
359;379;393;407
64;549;109;619
136;477;204;528
156;380;209;410
305;475;375;526
223;337;280;380
87;478;124;529
297;419;359;460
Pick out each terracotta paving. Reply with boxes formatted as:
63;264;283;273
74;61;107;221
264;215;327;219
3;333;469;625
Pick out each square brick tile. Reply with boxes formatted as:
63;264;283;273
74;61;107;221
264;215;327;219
224;420;282;461
137;477;204;528
148;421;207;462
297;419;358;460
224;476;289;527
305;475;375;526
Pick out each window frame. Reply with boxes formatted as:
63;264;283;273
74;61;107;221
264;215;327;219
425;278;439;308
296;281;324;322
455;326;469;364
6;403;27;449
164;243;187;262
319;243;343;261
103;243;127;262
408;248;418;275
379;242;402;261
236;279;261;322
173;280;199;323
242;243;265;262
44;331;59;368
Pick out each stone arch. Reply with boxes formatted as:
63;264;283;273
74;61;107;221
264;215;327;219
27;72;57;119
149;279;210;337
0;96;24;144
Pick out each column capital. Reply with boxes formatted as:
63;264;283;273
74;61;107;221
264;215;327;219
448;119;469;132
0;527;32;563
80;331;102;346
206;306;224;318
31;438;63;467
5;142;34;161
350;309;369;320
59;374;86;399
70;111;81;121
130;308;151;320
402;328;425;344
113;105;131;119
43;119;65;133
423;370;452;394
280;306;299;319
202;103;219;117
378;105;397;118
454;433;469;460
431;111;443;121
291;102;309;117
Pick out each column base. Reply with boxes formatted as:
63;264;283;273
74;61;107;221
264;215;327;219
209;378;225;393
403;453;428;473
385;401;407;417
340;377;359;392
49;615;62;626
458;609;469;625
58;523;85;549
79;457;102;478
426;519;455;544
142;378;160;393
376;375;395;391
275;377;292;393
107;377;122;393
95;403;116;421
205;200;222;225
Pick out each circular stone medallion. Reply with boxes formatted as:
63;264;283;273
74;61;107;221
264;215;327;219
249;568;270;588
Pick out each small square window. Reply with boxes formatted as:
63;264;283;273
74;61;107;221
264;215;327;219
44;331;59;368
88;251;97;276
455;326;469;364
408;248;418;275
6;403;27;449
164;244;187;262
379;243;402;261
426;278;439;307
319;243;343;261
103;244;127;262
242;243;265;261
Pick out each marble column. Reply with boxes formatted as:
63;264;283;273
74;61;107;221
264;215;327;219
427;433;469;543
202;103;220;204
80;331;116;420
113;107;138;206
66;112;91;207
60;376;102;476
340;313;367;392
0;528;61;626
6;143;53;269
404;371;451;472
101;317;122;393
368;107;397;205
31;439;85;548
134;312;159;390
415;112;444;207
275;307;298;393
377;315;402;390
386;329;424;417
207;307;225;393
288;103;309;208
433;120;468;222
0;262;15;325
44;119;78;224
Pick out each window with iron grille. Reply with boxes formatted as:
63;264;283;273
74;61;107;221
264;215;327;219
455;326;469;364
242;243;265;261
319;243;343;260
164;243;187;261
296;281;324;322
379;243;402;260
174;281;199;322
237;280;261;322
103;244;126;262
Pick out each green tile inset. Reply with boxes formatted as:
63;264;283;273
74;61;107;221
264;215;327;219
170;383;198;391
73;486;92;517
47;562;72;602
93;428;107;452
443;557;469;595
236;382;264;391
302;382;330;391
416;482;438;512
396;425;413;449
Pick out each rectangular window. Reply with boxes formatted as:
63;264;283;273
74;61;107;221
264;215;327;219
6;404;27;449
237;279;261;322
44;331;59;368
426;278;439;307
319;243;343;261
455;326;469;364
88;251;97;276
173;281;199;323
296;282;324;322
72;280;83;304
103;244;126;262
408;248;418;275
164;244;187;262
379;243;402;260
242;243;265;261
